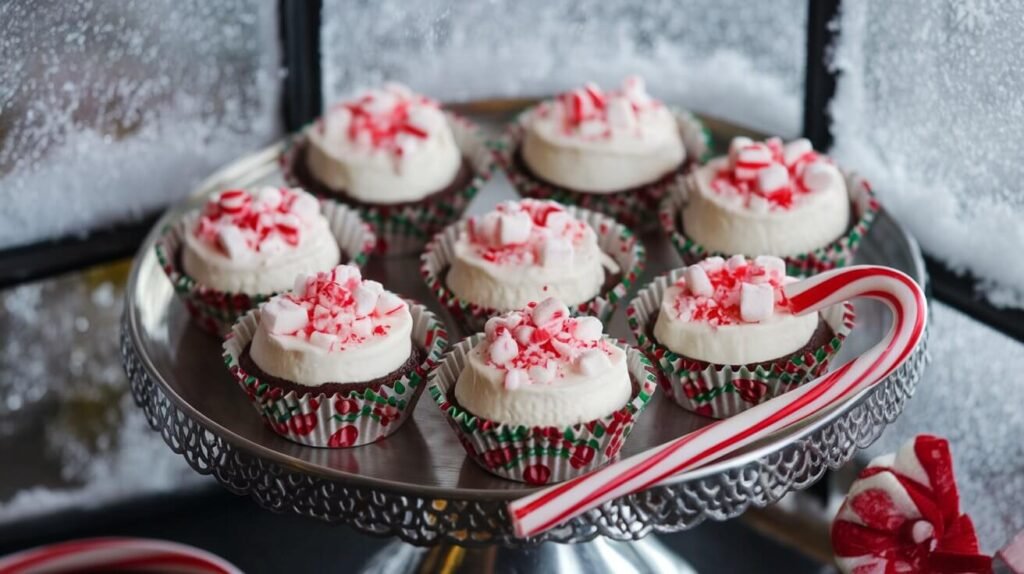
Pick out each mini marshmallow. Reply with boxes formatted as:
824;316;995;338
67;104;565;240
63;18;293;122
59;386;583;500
541;237;574;268
531;297;570;331
702;256;726;272
549;335;573;358
684;264;714;297
543;209;570;232
498;211;532;246
528;363;556;384
309;331;339;351
513;325;536;346
361;280;384;295
748;194;770;214
262;297;309;334
576;349;612;376
727;254;748;270
757;163;790;194
217;225;252;260
504;368;530;390
755;255;786;277
489;330;519;366
734;145;773;180
255;187;283;210
476;212;502;247
353;284;379;317
740;282;775;323
374;292;405;315
504;311;524;330
801;161;838;192
290;192;321;222
571;316;603;342
350;317;373;339
607;98;636;131
783;138;814;167
728;136;754;166
331;265;361;286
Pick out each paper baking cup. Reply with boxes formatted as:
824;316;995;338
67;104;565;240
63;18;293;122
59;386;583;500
627;269;855;419
420;205;646;335
155;199;376;336
428;335;658;484
223;303;447;448
491;107;710;232
659;170;881;277
280;111;495;256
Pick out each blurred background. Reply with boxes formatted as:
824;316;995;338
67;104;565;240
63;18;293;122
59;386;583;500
1;1;1022;572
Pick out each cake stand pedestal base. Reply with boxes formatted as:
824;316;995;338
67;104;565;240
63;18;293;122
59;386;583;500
360;536;696;574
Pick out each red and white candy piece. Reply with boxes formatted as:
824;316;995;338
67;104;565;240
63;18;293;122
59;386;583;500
0;537;242;574
489;329;519;367
832;435;991;574
734;144;774;181
508;265;928;538
531;298;569;332
782;138;814;167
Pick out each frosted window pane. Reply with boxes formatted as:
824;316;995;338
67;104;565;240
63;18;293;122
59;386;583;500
320;0;806;136
0;0;281;250
831;1;1024;307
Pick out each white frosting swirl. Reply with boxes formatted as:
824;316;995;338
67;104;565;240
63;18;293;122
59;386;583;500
250;265;413;386
454;298;631;427
182;187;341;294
521;77;685;193
682;137;850;257
652;256;819;364
447;200;616;311
305;83;462;204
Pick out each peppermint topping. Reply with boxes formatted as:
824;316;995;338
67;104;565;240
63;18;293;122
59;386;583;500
535;76;662;140
319;83;443;159
465;199;593;266
194;187;322;260
482;297;614;389
260;264;407;352
712;137;841;211
668;256;793;326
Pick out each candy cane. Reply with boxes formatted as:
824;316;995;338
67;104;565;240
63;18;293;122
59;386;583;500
509;265;927;538
0;537;242;574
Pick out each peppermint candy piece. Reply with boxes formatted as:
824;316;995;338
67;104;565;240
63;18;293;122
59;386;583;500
734;144;773;181
754;255;786;277
531;297;570;332
832;435;991;574
489;330;519;366
782;138;814;167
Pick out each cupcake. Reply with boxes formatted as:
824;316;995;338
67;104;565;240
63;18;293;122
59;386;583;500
662;136;880;275
628;255;854;419
282;83;493;255
429;297;658;484
155;187;375;335
493;76;709;230
421;199;645;334
223;264;447;448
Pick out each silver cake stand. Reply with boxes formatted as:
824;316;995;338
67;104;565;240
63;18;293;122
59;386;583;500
120;118;929;573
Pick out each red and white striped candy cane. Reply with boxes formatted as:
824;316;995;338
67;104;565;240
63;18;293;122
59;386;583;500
0;537;242;574
509;265;927;538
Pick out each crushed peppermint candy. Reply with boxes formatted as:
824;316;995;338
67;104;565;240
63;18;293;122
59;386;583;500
481;297;615;389
712;136;841;211
318;83;443;159
260;264;407;352
667;255;794;326
194;187;322;260
465;199;593;267
534;76;661;140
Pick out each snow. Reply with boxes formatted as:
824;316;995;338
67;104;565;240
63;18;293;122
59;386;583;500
830;0;1024;308
0;0;282;250
320;0;807;137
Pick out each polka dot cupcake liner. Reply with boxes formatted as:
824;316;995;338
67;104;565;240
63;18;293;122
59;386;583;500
281;111;496;256
659;170;881;277
420;204;646;336
428;334;658;485
627;268;855;419
155;199;376;336
223;302;447;448
491;107;710;232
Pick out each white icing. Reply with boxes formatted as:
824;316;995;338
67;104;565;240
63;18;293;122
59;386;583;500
446;200;615;310
305;84;462;204
682;140;851;257
249;265;413;386
182;188;341;294
521;77;685;193
652;257;819;364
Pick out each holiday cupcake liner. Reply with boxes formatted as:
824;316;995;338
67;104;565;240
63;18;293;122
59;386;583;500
223;302;447;448
155;199;376;336
659;170;881;277
428;334;658;484
280;111;495;256
626;269;855;419
491;106;710;231
420;205;646;335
